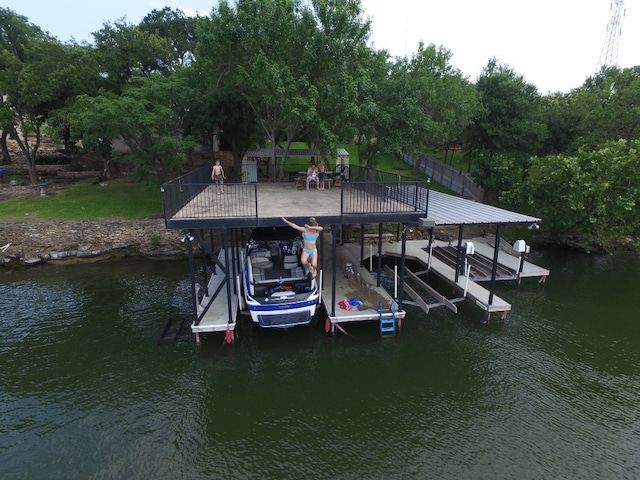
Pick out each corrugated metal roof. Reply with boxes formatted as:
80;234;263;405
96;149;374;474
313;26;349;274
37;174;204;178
426;190;540;226
247;148;349;158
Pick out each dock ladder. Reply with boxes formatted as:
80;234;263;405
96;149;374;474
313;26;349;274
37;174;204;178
378;301;397;334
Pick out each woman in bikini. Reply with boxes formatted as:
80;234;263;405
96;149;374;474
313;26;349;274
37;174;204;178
282;217;323;277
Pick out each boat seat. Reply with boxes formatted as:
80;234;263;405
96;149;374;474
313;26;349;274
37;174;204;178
283;254;298;270
251;255;273;269
268;242;280;257
250;249;271;260
289;266;305;278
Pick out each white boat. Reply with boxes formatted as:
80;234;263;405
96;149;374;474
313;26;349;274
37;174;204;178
243;226;319;328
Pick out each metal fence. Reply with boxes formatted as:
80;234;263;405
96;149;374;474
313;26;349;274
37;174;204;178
403;154;484;202
343;180;428;215
161;165;429;221
161;166;257;220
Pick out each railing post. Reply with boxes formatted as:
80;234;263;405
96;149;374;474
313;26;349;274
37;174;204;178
425;178;430;217
254;183;258;222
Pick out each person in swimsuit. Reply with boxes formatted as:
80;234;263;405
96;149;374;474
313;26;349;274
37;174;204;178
282;216;323;277
306;163;318;190
211;160;226;194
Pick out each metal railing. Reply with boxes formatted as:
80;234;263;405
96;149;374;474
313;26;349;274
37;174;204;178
403;153;484;202
342;180;428;215
161;166;257;221
161;165;429;221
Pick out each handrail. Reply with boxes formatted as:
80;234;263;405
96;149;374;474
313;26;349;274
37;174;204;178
161;166;429;222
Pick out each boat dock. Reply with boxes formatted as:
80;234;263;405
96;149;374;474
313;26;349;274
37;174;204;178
160;163;548;342
371;235;549;317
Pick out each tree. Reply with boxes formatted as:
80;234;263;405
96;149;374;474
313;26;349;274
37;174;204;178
139;7;199;66
92;19;177;93
0;33;84;184
66;73;194;182
212;0;321;180
462;59;546;187
303;0;372;156
574;66;640;150
0;7;43;165
508;139;640;251
389;43;477;176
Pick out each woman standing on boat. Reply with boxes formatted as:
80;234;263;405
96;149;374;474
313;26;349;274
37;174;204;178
282;217;323;277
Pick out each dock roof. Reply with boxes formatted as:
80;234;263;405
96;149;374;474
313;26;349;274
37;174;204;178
426;190;540;226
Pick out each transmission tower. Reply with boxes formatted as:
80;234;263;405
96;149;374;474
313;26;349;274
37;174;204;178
596;0;626;72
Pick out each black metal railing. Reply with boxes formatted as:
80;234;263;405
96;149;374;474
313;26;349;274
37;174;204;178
342;180;428;215
162;166;257;221
161;165;429;221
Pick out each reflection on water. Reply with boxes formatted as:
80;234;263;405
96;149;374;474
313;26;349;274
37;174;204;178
1;251;640;479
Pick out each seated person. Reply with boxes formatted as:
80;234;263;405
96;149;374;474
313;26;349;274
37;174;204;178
318;162;327;190
306;163;318;190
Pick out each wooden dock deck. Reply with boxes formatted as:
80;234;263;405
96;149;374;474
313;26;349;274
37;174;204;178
358;236;549;314
191;248;240;334
319;232;405;329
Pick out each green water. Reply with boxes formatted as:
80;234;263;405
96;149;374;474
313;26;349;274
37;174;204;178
1;250;639;479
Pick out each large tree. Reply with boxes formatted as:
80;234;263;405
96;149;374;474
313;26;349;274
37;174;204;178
139;7;199;66
0;7;43;165
92;19;177;93
201;0;320;180
0;32;88;184
462;59;547;187
66;73;194;182
509;139;640;251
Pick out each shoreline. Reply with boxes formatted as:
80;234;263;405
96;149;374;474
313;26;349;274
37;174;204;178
1;218;189;267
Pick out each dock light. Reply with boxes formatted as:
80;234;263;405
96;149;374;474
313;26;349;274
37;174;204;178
418;218;436;228
181;232;194;243
513;239;529;254
464;241;475;255
528;223;540;230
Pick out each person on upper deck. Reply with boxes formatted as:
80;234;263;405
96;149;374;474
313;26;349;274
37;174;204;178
282;217;323;277
211;159;226;194
306;163;318;190
317;162;326;190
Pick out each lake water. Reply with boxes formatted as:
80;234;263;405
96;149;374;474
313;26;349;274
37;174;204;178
1;249;639;479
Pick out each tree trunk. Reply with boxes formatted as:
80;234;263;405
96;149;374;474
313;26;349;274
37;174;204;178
0;131;10;165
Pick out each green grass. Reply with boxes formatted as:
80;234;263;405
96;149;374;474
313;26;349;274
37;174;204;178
0;179;163;221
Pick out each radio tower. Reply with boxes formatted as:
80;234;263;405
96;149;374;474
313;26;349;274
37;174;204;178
596;0;626;72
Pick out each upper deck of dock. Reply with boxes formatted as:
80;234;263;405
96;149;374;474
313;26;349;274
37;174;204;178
161;165;541;231
161;166;430;230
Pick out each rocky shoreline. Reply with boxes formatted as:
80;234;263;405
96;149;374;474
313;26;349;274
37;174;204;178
0;218;189;267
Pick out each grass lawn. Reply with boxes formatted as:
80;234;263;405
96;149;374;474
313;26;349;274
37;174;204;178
0;179;163;221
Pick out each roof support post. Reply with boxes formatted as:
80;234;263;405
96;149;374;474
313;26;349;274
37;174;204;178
359;224;365;267
377;223;383;287
185;231;198;327
454;224;464;282
398;224;407;312
488;224;502;305
330;224;338;317
221;229;234;327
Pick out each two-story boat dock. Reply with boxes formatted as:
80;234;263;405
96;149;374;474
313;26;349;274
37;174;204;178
161;163;547;343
